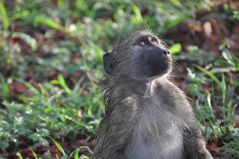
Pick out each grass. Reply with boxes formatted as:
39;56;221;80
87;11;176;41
0;0;238;158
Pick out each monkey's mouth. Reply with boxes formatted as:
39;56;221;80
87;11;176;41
137;49;172;78
146;56;172;77
163;58;172;64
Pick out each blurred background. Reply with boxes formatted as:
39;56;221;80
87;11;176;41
0;0;238;158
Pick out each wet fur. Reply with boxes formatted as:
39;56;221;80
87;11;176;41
93;30;213;159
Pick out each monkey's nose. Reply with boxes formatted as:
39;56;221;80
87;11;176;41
162;50;170;55
157;48;170;58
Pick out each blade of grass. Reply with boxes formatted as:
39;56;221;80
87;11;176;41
11;32;37;50
49;137;67;157
206;93;214;118
0;2;9;31
30;148;38;159
222;49;239;69
57;75;71;94
33;15;67;33
164;14;188;29
131;4;143;23
170;0;183;7
23;82;41;95
50;75;71;94
195;65;220;86
69;148;80;159
0;75;10;99
169;43;181;54
211;67;237;73
221;73;226;107
74;149;80;159
16;152;23;159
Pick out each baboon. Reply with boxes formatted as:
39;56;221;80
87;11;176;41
93;30;213;159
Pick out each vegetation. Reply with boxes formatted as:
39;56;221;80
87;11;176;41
0;0;238;158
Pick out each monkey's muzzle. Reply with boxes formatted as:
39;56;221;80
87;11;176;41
144;47;172;77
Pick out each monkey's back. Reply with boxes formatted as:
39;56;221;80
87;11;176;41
124;81;188;159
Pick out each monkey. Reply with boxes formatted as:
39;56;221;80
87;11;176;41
93;30;213;159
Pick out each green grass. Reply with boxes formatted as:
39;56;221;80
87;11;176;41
0;0;238;158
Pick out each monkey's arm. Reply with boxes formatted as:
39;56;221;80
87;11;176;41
93;98;136;159
183;125;213;159
166;83;213;159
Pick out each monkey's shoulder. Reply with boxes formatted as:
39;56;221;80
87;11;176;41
155;80;186;97
154;80;192;110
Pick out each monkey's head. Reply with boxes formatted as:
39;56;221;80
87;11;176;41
103;30;172;81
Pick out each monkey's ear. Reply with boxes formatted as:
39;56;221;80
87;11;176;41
103;53;114;75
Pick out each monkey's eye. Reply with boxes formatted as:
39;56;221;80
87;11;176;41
136;36;159;47
136;37;149;46
139;41;146;46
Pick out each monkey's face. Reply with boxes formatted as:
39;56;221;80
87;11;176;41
103;33;172;81
129;35;172;79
